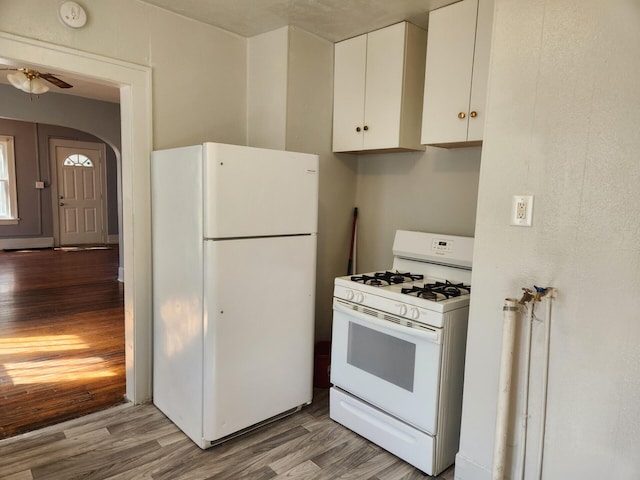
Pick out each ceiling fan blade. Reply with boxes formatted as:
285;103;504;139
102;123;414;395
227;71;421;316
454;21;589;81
40;73;73;89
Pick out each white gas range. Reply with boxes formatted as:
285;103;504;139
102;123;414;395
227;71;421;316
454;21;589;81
329;230;473;476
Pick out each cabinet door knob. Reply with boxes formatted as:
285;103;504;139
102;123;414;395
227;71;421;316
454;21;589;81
470;111;478;118
356;126;361;132
363;125;369;131
458;112;466;119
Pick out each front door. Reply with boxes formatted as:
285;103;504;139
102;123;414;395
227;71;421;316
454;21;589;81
53;140;106;246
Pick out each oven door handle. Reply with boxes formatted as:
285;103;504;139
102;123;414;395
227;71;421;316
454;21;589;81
333;300;441;344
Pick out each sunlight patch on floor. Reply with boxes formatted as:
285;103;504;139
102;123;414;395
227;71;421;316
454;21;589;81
2;357;117;385
0;334;89;354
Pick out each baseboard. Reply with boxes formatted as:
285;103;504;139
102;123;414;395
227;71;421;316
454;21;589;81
118;266;124;283
0;237;54;250
107;234;120;244
454;452;492;480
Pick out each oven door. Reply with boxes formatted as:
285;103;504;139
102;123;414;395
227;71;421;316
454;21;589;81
331;298;442;435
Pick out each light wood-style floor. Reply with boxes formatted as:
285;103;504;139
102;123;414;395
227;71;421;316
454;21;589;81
0;247;125;438
0;388;455;480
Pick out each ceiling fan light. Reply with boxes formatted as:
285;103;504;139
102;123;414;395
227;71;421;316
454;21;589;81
7;71;29;89
7;71;50;95
27;77;50;95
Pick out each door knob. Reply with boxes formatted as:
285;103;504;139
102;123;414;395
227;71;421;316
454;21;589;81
59;202;65;206
59;195;64;199
356;126;361;132
470;111;478;118
458;112;466;119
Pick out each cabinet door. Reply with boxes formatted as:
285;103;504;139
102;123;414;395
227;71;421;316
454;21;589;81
363;22;406;150
467;0;494;142
333;34;367;152
421;0;478;145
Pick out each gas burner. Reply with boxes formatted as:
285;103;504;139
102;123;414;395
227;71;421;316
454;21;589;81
401;280;471;302
426;281;471;296
350;274;390;287
374;271;424;284
400;287;442;301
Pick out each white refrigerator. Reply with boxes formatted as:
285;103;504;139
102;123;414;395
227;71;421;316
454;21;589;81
151;142;319;449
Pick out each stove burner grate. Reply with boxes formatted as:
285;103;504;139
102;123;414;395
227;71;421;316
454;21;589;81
351;271;424;287
401;280;471;301
350;274;389;287
374;271;424;284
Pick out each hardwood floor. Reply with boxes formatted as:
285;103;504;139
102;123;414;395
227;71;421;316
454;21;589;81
0;388;456;480
0;247;125;439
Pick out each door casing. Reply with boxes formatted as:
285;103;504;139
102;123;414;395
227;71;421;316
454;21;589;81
0;31;153;404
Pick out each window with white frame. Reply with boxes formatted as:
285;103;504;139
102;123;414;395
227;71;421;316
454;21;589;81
0;135;19;224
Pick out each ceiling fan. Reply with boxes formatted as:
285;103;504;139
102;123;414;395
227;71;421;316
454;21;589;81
2;67;73;95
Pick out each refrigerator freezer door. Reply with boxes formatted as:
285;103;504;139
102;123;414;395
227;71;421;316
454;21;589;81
203;143;319;238
202;235;316;442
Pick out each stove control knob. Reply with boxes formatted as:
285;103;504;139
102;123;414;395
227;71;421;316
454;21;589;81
354;292;365;303
410;307;420;320
398;304;408;316
345;290;354;301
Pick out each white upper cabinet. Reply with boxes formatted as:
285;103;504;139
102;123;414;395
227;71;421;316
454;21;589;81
333;22;427;153
421;0;494;148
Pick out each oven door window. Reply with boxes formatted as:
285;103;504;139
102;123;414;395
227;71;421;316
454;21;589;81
348;322;415;391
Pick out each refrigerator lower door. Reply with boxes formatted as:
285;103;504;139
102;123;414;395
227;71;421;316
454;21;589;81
202;234;317;443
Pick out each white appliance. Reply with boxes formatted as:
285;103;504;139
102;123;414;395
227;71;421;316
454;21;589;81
330;230;473;475
151;142;319;449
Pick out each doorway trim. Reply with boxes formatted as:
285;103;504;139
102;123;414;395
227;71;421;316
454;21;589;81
0;32;153;403
50;139;108;247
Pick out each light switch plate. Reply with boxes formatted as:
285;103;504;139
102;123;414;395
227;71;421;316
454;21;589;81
511;195;533;226
35;181;45;189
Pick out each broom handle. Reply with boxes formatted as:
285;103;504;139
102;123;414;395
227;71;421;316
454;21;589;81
347;207;358;275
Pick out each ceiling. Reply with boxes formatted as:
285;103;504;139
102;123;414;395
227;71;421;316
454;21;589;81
138;0;456;43
1;0;456;103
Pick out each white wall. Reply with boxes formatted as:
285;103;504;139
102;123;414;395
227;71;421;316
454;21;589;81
247;27;288;150
354;147;481;273
456;1;640;479
0;0;247;150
